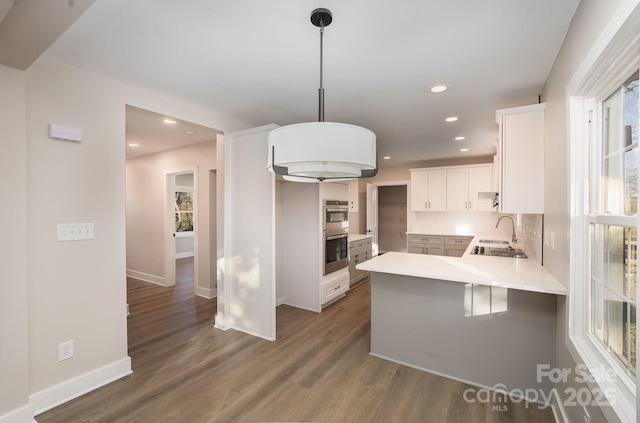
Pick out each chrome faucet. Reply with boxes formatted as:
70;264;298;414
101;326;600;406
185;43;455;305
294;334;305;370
495;215;518;244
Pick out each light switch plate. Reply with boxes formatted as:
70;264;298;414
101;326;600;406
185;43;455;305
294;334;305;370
57;223;95;241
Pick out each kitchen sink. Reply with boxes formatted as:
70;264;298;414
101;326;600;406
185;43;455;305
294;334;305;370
478;239;510;244
488;248;528;258
471;245;528;258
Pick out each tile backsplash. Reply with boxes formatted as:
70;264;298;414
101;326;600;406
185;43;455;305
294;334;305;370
521;214;543;264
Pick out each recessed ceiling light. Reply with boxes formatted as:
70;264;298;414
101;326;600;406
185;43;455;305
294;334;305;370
163;118;177;125
445;116;458;122
430;84;448;93
185;130;197;135
383;156;391;160
460;148;469;152
454;136;466;141
128;142;140;147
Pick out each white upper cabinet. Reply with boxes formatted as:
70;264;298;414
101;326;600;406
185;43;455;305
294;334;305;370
446;165;494;212
468;165;495;211
495;103;545;213
410;169;446;211
411;164;494;212
445;168;469;211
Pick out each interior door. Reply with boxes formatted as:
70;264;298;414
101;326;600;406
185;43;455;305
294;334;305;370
366;183;379;256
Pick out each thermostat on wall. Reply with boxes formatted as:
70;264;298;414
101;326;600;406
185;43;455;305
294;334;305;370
48;124;83;143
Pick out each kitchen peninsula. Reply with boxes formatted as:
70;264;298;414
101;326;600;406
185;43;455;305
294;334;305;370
357;241;566;401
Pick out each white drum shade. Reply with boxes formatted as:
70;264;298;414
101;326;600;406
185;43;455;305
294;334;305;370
267;122;376;182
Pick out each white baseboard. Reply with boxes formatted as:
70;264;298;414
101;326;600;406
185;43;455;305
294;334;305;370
196;286;217;299
0;403;36;423
30;357;132;415
126;269;165;286
214;313;231;331
175;252;194;259
276;296;285;306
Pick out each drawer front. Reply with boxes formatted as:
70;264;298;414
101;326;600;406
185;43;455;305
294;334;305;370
407;243;425;254
445;236;472;246
445;246;467;257
322;274;349;304
425;245;445;256
408;234;444;244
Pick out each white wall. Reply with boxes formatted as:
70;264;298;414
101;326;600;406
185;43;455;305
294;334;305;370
0;65;30;420
219;125;277;340
126;141;216;292
541;0;628;421
26;55;132;405
2;54;244;420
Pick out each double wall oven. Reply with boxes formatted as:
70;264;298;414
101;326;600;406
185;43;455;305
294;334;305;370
323;200;349;275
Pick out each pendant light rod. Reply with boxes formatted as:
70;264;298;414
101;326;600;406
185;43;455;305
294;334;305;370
319;24;324;122
311;8;332;122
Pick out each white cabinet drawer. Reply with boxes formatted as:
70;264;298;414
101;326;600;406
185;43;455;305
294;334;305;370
407;234;444;244
444;236;472;246
322;274;349;304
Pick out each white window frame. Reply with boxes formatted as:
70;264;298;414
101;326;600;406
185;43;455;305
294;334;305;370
567;6;640;420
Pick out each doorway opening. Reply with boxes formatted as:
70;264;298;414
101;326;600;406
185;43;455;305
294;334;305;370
167;168;198;292
124;105;221;360
377;185;407;254
366;181;409;256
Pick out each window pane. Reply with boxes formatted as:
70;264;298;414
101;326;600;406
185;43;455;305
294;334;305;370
602;72;638;216
175;191;194;212
628;304;636;375
175;212;193;232
624;148;638;215
591;224;637;376
625;227;637;299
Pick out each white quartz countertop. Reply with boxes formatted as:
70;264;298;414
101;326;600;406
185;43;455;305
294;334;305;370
348;234;372;242
356;243;567;296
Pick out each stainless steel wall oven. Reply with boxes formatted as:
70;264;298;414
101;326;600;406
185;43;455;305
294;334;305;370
323;200;349;275
324;233;348;275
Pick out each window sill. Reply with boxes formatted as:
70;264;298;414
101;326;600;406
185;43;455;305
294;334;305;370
566;333;636;423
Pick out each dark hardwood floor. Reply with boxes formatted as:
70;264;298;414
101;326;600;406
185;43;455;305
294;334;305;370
36;258;556;422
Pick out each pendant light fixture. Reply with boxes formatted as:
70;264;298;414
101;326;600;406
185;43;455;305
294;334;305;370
267;8;377;182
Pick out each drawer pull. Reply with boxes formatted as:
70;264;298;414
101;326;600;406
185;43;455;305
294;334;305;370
334;285;341;290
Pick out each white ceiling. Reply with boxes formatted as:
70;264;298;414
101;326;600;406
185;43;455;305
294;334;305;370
1;0;581;166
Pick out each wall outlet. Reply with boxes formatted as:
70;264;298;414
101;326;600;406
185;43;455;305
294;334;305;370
59;340;74;361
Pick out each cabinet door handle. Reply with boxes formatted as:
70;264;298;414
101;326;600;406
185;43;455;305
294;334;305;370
425;201;428;209
468;201;471;209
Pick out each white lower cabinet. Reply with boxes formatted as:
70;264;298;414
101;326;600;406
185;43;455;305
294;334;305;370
408;234;472;257
348;237;372;287
407;235;444;255
322;273;350;305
